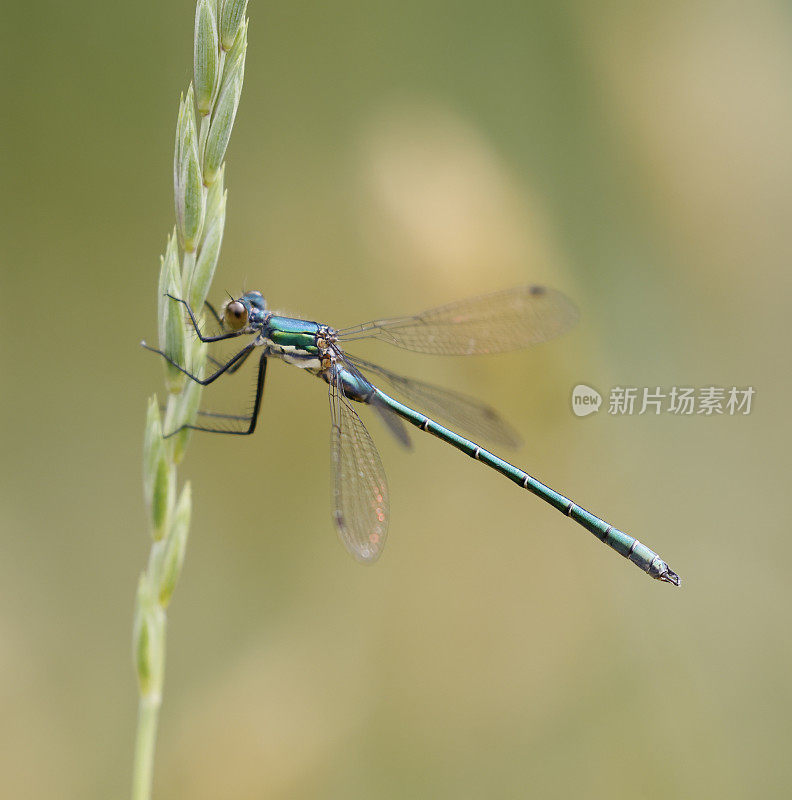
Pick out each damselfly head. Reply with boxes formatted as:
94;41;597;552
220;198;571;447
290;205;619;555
222;291;268;330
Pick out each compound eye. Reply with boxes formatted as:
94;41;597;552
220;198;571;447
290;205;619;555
224;300;248;330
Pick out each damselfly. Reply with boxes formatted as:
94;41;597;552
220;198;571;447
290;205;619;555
143;286;680;586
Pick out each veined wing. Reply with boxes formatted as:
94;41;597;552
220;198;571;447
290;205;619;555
370;397;412;448
336;285;578;355
343;354;521;449
330;377;390;563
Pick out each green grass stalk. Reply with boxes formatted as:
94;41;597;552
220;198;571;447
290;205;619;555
132;4;248;798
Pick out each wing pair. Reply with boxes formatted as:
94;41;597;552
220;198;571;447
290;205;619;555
329;285;577;563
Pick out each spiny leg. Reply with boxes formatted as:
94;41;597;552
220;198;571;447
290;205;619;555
165;353;268;437
207;345;253;375
141;340;256;385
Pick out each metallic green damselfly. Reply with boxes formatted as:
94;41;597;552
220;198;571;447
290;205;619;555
143;286;680;586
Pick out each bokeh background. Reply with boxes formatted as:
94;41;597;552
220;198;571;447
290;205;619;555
2;1;791;798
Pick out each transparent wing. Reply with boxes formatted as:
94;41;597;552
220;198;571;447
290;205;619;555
344;354;521;449
336;285;578;355
330;377;390;564
370;397;412;448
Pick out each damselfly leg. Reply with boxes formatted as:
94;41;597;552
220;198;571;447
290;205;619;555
207;347;253;374
141;340;256;386
165;353;268;437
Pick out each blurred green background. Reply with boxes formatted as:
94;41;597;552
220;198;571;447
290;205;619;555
2;1;790;798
